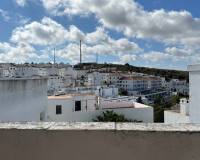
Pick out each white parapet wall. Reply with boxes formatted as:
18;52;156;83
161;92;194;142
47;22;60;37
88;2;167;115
164;111;190;124
188;64;200;123
0;78;48;122
0;122;200;160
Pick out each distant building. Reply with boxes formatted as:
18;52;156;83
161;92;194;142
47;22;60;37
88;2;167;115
117;76;162;95
47;75;65;92
166;79;189;95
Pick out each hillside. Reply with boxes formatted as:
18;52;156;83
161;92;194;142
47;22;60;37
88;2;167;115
74;63;189;82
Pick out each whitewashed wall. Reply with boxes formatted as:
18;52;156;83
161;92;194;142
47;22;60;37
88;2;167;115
164;111;190;124
46;106;153;122
47;95;97;121
189;69;200;123
0;78;47;122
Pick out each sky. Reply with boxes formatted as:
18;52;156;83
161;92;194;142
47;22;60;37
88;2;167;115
1;0;200;70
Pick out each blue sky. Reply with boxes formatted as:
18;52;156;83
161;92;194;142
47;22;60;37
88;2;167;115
1;0;200;70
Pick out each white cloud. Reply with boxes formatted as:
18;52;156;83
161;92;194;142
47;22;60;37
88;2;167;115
15;0;27;7
165;47;192;58
55;38;141;64
142;51;170;62
16;14;30;25
120;54;137;64
11;17;68;45
0;9;10;21
0;42;49;63
41;0;200;46
2;17;141;63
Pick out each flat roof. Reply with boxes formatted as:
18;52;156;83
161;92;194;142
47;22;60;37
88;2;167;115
48;93;95;100
120;76;161;81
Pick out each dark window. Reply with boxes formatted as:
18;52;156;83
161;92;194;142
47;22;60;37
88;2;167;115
56;105;62;114
75;101;81;111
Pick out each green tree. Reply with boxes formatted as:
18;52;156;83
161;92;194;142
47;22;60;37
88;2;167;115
153;105;164;122
136;96;143;104
118;89;128;96
93;111;141;122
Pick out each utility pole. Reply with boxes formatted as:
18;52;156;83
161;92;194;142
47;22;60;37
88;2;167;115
96;53;99;64
80;40;82;64
54;48;56;67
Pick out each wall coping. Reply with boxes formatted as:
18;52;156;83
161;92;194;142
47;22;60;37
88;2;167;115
0;77;48;81
0;122;200;132
188;64;200;72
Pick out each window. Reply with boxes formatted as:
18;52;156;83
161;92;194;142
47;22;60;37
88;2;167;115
56;105;62;114
75;101;81;111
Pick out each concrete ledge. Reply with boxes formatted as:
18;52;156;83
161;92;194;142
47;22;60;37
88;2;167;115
188;64;200;71
0;122;200;132
0;122;200;160
0;77;48;80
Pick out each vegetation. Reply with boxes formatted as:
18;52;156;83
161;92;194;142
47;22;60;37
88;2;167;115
118;89;128;96
74;63;189;82
136;96;143;104
153;94;184;122
93;111;141;122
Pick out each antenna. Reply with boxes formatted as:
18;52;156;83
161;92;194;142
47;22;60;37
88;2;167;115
80;40;82;64
96;53;99;64
54;48;56;66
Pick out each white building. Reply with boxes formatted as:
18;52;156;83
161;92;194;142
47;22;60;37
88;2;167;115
48;75;65;91
46;93;153;122
0;78;47;122
64;85;118;98
165;64;200;123
87;72;106;86
95;86;118;98
75;69;88;79
47;93;98;121
166;79;189;95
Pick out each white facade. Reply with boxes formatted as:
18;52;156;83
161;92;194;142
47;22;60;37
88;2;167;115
76;70;88;78
164;110;189;124
87;72;105;86
48;75;65;91
117;76;162;95
0;78;47;122
188;65;200;123
166;79;189;95
46;93;153;122
47;93;97;121
95;86;118;98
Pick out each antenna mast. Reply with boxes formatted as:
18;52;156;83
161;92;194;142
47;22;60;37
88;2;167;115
54;48;56;66
96;53;99;64
80;40;82;64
